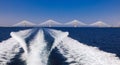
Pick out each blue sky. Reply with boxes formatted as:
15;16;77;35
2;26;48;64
0;0;120;26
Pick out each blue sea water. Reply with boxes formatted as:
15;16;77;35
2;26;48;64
0;27;120;65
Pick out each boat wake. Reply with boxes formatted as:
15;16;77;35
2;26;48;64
0;28;120;65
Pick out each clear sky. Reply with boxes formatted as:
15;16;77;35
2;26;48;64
0;0;120;26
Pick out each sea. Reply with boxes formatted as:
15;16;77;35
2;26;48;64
0;27;120;65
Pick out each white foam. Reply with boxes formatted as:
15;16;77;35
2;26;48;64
0;28;120;65
57;37;120;65
0;38;20;65
46;29;69;51
8;28;69;65
26;29;48;65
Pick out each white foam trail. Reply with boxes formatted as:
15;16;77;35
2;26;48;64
10;28;68;65
10;29;39;60
46;29;69;52
0;38;20;65
10;32;28;60
57;37;120;65
26;29;47;65
0;28;120;65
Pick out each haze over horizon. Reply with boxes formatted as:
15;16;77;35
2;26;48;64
0;0;120;26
